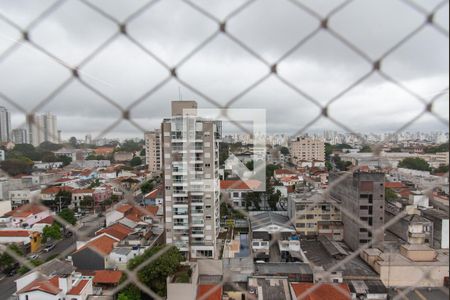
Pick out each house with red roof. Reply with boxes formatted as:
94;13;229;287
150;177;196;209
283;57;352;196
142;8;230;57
290;282;352;300
6;204;51;228
106;203;158;227
220;180;263;207
15;259;93;300
71;233;120;271
0;230;42;253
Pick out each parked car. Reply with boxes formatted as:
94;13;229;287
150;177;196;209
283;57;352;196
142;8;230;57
29;254;40;260
43;244;56;252
64;231;73;238
7;268;17;277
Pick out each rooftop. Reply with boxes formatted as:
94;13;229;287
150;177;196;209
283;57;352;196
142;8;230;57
291;282;351;300
93;270;123;285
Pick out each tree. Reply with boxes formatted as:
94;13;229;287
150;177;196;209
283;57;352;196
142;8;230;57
139;148;146;156
424;143;449;154
42;223;62;243
141;180;154;194
69;137;78;148
18;259;43;275
118;285;141;300
325;143;333;159
41;151;58;162
58;208;77;225
398;157;431;172
0;158;34;176
325;161;333;171
385;188;398;202
130;156;142;167
433;165;449;174
37;141;62;152
268;190;281;211
333;155;352;171
60;155;72;166
266;164;281;178
359;145;372;153
0;244;23;270
54;190;72;211
119;140;141;152
128;245;184;297
280;147;289;156
80;196;94;209
245;160;254;171
244;192;260;210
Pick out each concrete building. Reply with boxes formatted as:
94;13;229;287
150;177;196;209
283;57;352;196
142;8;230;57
145;130;162;175
289;137;325;166
288;191;343;241
421;208;449;249
28;112;58;146
329;171;385;251
361;245;449;288
162;101;221;260
11;128;28;144
0;106;11;142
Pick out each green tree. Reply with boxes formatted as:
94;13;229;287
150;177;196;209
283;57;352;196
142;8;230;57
244;192;260;210
18;259;43;275
433;165;449;174
0;244;23;270
139;148;146;156
37;141;62;152
41;151;58;162
42;223;62;243
80;196;94;210
60;155;72;166
53;190;72;211
268;190;281;211
118;285;141;300
141;180;154;194
130;156;142;167
360;145;372;153
128;246;183;297
325;161;333;171
280;147;289;156
398;157;431;171
245;160;254;171
424;143;449;154
58;208;77;225
69;137;78;148
266;164;281;178
385;188;398;202
325;143;333;159
0;158;34;176
119;140;141;152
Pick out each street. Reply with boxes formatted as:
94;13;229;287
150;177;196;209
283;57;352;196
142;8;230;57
0;215;105;300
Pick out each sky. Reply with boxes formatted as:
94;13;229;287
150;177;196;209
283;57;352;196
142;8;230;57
0;0;448;140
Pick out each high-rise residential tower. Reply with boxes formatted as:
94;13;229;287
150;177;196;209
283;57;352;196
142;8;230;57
27;112;58;146
0;106;11;142
11;128;28;144
162;101;221;260
144;129;162;175
329;171;385;251
289;137;325;166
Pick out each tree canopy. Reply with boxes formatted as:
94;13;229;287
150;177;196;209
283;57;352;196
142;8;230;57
398;157;431;172
58;208;77;225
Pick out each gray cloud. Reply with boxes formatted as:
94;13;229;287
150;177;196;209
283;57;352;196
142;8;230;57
0;0;448;140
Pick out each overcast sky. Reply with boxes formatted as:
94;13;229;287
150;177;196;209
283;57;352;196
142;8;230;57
0;0;448;140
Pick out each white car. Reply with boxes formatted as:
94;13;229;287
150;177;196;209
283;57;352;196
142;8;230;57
29;254;40;260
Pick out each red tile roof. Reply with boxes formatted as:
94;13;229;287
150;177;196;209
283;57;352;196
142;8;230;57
36;215;55;224
220;180;262;190
93;270;123;284
385;182;405;189
290;283;351;300
67;279;89;295
17;277;60;295
77;235;118;255
42;186;74;194
10;204;48;218
196;284;223;300
0;230;31;237
115;204;133;214
274;169;296;175
145;186;162;199
96;223;133;241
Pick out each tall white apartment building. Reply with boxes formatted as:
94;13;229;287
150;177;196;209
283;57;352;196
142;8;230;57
162;101;221;260
27;112;58;146
289;137;325;166
144;129;162;175
0;106;11;142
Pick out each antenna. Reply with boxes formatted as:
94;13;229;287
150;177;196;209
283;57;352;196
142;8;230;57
178;87;182;101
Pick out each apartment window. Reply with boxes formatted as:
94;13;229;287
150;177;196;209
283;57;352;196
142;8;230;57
233;192;239;198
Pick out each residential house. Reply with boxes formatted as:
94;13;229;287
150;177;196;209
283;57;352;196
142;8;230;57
290;282;352;300
0;230;42;253
71;234;119;271
8;188;41;209
220;180;262;207
6;204;51;228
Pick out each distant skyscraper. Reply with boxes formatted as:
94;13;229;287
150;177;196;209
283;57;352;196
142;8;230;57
12;128;28;144
28;112;58;146
0;106;11;142
162;101;221;260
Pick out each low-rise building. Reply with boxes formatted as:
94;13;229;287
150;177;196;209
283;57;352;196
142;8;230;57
0;230;42;253
220;180;262;207
288;192;342;240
